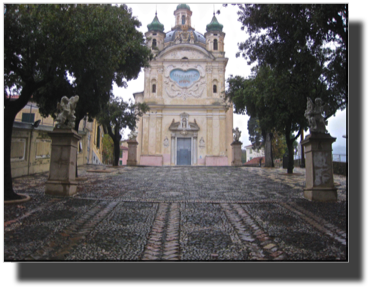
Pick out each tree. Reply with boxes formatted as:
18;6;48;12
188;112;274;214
241;149;247;164
4;4;152;200
224;4;347;173
226;65;322;173
234;4;347;115
102;134;115;165
97;97;149;167
32;4;152;130
271;131;287;160
247;116;263;150
247;116;273;167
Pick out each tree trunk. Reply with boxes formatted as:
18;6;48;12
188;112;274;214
264;132;274;167
113;138;120;167
285;133;295;174
74;118;81;177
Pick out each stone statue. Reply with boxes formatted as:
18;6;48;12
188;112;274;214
181;117;187;129
55;95;79;129
305;97;327;133
128;130;138;140
233;127;241;142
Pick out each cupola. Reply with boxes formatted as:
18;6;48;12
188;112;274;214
173;3;193;30
176;4;190;10
147;12;165;32
206;14;223;32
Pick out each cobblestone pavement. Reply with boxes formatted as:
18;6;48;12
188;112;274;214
4;165;347;261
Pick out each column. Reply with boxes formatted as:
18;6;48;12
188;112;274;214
301;133;337;202
45;129;81;196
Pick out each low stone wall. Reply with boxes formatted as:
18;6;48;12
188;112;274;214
11;122;88;178
333;162;347;176
293;158;347;176
205;156;229;166
140;155;163;166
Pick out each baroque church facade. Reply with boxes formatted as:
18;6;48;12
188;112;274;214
134;4;233;166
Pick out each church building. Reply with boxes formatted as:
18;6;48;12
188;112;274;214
133;4;233;166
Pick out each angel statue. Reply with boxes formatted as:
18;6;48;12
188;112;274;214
233;127;241;142
304;97;327;133
128;130;138;140
55;95;79;129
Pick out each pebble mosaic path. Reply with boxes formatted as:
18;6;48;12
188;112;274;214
4;165;347;261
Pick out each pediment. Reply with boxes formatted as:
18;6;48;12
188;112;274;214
169;113;200;132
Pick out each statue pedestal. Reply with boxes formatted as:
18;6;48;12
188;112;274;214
127;139;138;166
301;133;337;202
45;129;81;196
231;141;242;166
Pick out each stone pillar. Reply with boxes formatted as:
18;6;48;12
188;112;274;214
301;133;337;202
127;139;138;166
231;141;242;166
45;129;81;196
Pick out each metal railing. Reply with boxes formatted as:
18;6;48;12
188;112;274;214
294;154;347;163
333;154;347;163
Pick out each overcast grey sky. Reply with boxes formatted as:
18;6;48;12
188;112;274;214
113;3;347;153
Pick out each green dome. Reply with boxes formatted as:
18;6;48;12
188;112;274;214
147;14;165;32
176;4;190;10
206;14;223;32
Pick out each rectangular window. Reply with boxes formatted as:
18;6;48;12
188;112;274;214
120;150;123;158
120;160;123;165
22;113;35;123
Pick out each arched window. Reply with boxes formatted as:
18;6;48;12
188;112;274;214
152;84;156;93
182;15;185;25
152;39;157;48
213;39;218;51
213;85;217;93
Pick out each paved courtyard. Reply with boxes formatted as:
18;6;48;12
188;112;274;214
4;165;347;261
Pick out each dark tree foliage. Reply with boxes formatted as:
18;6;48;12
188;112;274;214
234;3;347;117
33;4;153;129
4;4;152;200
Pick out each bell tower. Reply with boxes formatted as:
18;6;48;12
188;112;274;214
146;12;165;53
205;13;225;57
